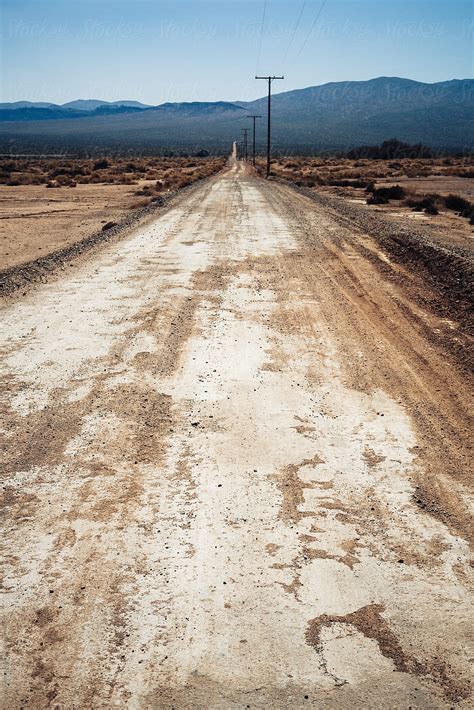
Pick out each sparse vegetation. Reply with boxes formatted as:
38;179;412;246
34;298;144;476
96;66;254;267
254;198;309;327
263;154;474;185
93;158;109;170
444;193;471;214
0;155;226;195
0;155;227;271
367;194;389;205
405;195;440;215
347;139;435;160
443;194;474;223
366;185;406;202
327;178;371;188
259;154;474;226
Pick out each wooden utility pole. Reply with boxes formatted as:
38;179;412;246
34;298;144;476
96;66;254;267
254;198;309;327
242;128;249;162
247;114;262;166
255;75;284;177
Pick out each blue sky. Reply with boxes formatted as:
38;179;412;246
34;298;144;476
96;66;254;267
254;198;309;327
0;0;472;104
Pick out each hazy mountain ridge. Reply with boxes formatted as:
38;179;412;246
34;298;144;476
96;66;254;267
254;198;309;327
62;100;151;111
0;105;149;122
0;99;152;111
0;77;472;153
0;100;245;122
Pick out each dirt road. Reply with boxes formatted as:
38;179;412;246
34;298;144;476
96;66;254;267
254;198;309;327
2;154;472;708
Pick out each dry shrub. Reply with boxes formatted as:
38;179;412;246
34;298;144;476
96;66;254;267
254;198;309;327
444;194;474;222
369;185;406;200
444;193;471;212
405;194;440;214
93;158;109;170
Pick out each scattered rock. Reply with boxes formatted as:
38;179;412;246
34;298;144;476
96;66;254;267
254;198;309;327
101;221;117;231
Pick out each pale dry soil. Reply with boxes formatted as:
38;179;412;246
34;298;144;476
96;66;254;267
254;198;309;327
0;182;148;270
386;175;474;201
1;154;473;709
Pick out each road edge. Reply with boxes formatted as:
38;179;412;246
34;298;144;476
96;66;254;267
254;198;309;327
270;177;473;332
0;171;222;299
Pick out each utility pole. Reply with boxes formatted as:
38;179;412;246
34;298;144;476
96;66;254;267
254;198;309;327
242;128;249;162
255;75;284;178
247;114;262;166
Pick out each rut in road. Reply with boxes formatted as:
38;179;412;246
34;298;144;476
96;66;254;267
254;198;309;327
2;158;472;708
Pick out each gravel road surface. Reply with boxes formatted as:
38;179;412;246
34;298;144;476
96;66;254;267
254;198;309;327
2;154;472;708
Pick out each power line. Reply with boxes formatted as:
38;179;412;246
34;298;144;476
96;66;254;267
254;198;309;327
289;0;327;71
255;0;268;75
281;0;308;67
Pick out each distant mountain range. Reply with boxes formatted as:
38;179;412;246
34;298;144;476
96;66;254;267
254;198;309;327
0;99;155;122
0;99;152;111
0;77;472;154
62;100;151;111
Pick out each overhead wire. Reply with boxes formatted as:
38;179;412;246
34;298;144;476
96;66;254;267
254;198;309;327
288;0;327;72
255;0;268;75
281;0;308;67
